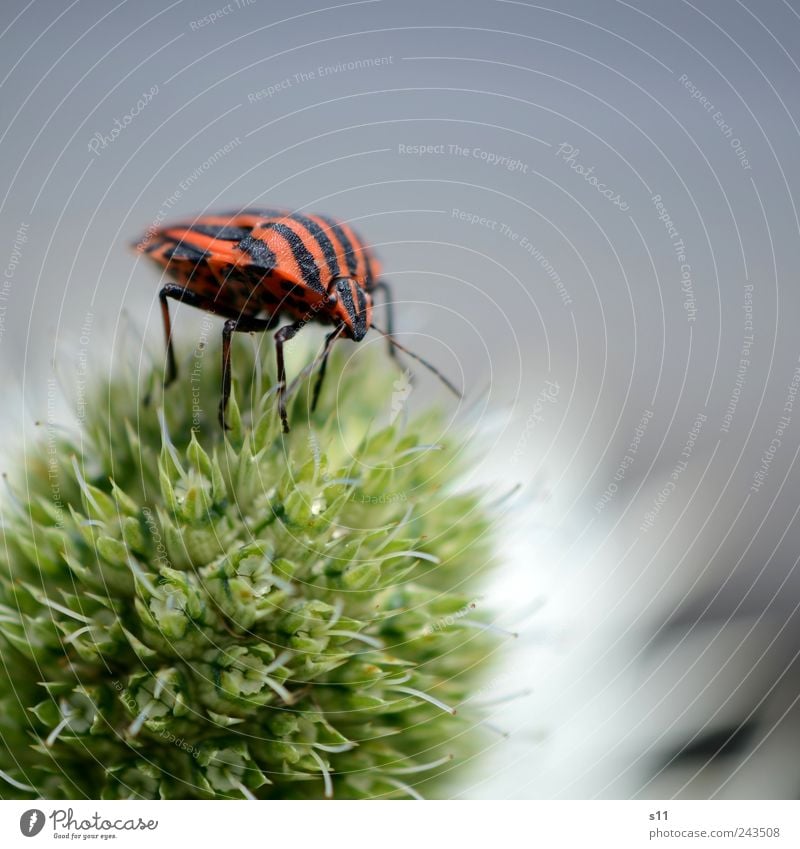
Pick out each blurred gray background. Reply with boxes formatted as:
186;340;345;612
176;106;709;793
2;0;800;798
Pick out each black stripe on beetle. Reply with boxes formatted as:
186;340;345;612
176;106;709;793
164;243;210;262
287;213;340;278
236;234;277;269
190;224;253;241
337;278;367;341
318;215;359;276
353;281;368;340
363;252;377;286
261;221;325;293
143;238;166;254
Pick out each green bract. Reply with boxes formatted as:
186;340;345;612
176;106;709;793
0;337;500;799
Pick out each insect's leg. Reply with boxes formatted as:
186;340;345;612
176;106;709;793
311;324;346;412
158;283;216;385
219;319;237;429
369;280;398;362
274;319;306;433
218;313;278;429
158;285;183;385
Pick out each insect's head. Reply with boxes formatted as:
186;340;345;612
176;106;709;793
328;279;372;341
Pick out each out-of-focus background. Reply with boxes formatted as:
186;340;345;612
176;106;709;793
2;0;800;798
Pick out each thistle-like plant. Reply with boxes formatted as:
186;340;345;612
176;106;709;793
0;336;502;799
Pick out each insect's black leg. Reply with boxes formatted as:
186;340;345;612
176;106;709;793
158;290;178;386
147;284;211;405
218;313;279;429
311;324;346;413
370;280;398;362
219;319;237;429
274;319;306;433
158;283;216;385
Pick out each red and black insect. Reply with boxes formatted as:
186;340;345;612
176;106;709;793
133;208;458;432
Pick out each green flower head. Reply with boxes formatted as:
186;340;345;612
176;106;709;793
0;336;504;799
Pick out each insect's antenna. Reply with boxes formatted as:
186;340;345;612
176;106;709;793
371;324;462;398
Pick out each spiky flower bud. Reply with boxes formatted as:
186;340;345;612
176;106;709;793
0;340;502;799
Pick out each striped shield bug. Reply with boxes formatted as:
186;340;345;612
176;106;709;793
133;208;459;432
